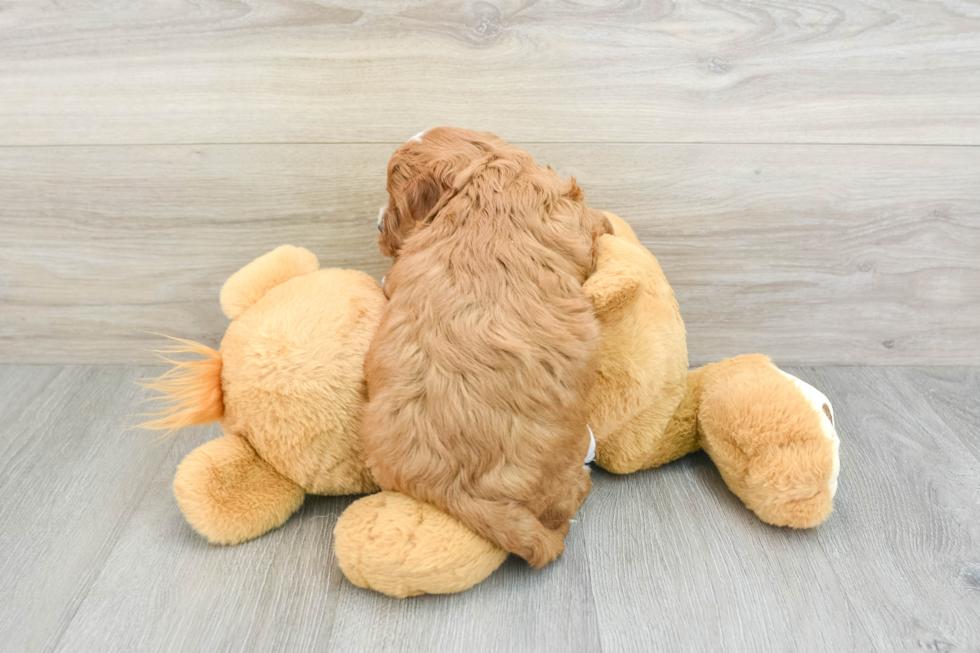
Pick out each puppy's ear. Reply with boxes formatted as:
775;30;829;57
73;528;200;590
405;170;443;223
404;157;477;225
380;170;444;257
378;204;400;258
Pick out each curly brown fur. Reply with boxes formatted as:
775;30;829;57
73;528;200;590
361;127;611;567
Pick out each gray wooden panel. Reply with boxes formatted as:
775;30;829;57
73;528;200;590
0;0;978;145
0;144;391;365
52;426;352;653
3;365;980;651
797;367;980;652
327;523;601;653
1;143;978;365
52;429;600;653
581;460;874;652
904;367;980;464
0;365;60;430
39;365;595;652
0;366;176;653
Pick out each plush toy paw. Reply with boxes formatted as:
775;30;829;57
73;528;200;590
695;355;839;529
333;491;508;598
174;433;305;544
774;368;840;500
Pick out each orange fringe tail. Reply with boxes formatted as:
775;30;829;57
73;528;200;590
138;337;224;433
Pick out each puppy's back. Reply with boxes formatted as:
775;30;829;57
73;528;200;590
362;149;604;567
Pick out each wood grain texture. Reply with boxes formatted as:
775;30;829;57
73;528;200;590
581;461;874;652
2;366;980;651
327;523;601;653
0;366;176;653
799;366;980;652
2;143;977;365
905;367;980;464
52;427;353;653
0;0;979;145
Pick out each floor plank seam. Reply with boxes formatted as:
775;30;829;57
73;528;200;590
44;436;180;653
812;536;882;653
579;519;605;653
311;515;348;653
787;367;883;653
906;371;980;470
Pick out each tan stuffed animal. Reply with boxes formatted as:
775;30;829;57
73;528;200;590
143;213;839;598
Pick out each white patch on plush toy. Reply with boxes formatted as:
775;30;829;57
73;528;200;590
776;368;840;499
377;205;386;232
408;130;426;143
584;424;596;468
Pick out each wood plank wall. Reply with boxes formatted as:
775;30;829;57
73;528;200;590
1;0;978;364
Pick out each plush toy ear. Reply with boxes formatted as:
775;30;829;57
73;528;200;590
220;245;319;319
585;269;641;317
583;235;643;317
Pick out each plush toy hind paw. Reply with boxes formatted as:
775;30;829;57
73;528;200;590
775;368;840;501
333;492;507;598
695;355;840;529
174;433;306;544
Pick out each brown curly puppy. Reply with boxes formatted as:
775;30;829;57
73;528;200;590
362;127;611;567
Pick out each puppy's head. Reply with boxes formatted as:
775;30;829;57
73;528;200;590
377;127;507;258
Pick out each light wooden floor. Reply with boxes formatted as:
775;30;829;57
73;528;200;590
1;365;978;652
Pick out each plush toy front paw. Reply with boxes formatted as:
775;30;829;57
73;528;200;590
696;355;840;529
333;491;507;598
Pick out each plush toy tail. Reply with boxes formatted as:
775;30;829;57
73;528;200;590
138;337;224;433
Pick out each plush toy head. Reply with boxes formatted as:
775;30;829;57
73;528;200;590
217;247;385;495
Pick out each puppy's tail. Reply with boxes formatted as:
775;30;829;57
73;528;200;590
445;494;566;568
138;337;224;433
